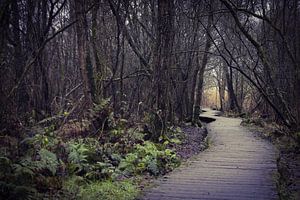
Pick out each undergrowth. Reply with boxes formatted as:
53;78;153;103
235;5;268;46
0;98;183;199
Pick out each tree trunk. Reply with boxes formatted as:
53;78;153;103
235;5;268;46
12;0;28;113
151;0;175;140
224;64;241;113
191;5;213;125
91;1;103;100
74;0;93;106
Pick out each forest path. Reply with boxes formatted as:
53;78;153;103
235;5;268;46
141;109;278;200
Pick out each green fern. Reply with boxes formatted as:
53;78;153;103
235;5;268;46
13;158;35;182
11;185;38;200
67;140;90;174
0;156;12;176
0;181;38;200
63;175;86;196
67;141;89;164
118;141;179;176
118;153;138;175
38;148;59;175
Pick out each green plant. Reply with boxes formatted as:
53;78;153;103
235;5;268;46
38;148;59;175
0;156;38;200
67;140;89;164
12;149;59;181
159;126;183;147
0;181;38;200
118;153;139;175
85;161;116;180
21;127;60;152
63;178;138;200
127;128;145;141
0;156;12;175
89;98;115;134
67;140;90;174
119;141;179;176
79;180;138;200
13;159;35;183
63;175;87;197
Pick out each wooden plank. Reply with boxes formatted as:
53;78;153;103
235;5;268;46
141;109;279;200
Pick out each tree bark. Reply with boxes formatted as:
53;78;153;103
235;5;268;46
224;64;240;113
191;4;213;125
151;0;175;139
91;1;103;99
12;0;28;112
74;0;93;106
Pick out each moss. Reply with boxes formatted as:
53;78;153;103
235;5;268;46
79;180;138;200
63;176;138;200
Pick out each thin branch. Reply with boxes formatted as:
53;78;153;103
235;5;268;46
7;20;77;99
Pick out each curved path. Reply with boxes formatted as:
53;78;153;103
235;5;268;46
142;109;278;200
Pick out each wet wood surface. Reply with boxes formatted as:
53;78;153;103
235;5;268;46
142;109;278;200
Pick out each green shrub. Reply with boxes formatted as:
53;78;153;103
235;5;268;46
119;141;180;176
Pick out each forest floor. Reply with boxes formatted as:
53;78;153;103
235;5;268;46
140;109;278;200
174;125;208;160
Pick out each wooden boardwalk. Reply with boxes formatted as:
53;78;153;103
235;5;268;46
142;109;278;200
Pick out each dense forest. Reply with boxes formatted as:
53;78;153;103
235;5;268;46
0;0;299;199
